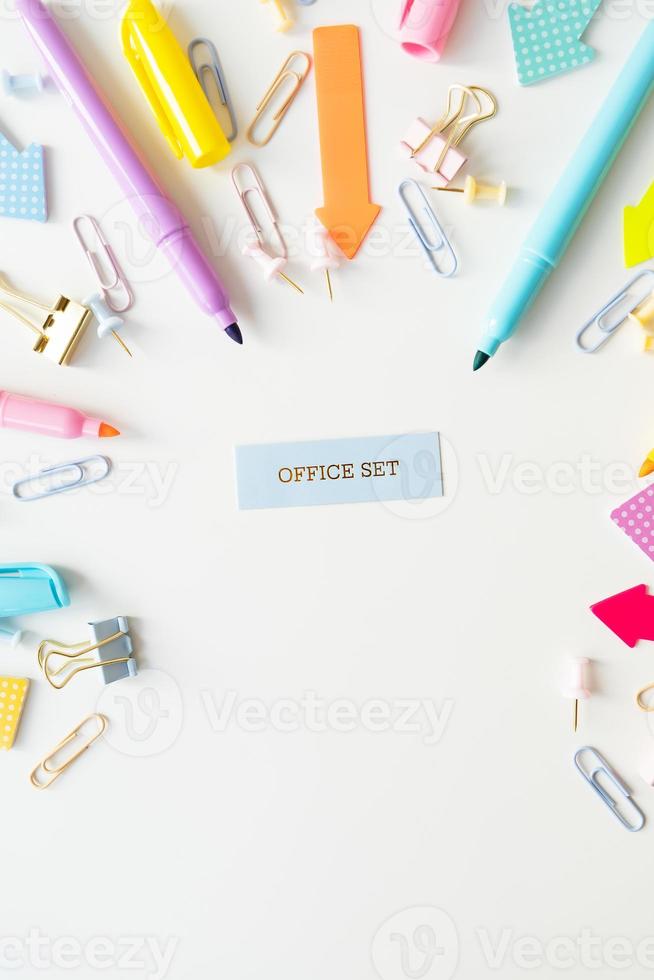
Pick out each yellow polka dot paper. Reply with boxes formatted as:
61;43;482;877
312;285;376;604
0;132;47;223
508;0;602;87
0;677;29;750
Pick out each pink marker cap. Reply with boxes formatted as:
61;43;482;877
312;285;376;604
398;0;463;62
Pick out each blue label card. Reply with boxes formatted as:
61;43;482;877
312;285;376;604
235;433;443;510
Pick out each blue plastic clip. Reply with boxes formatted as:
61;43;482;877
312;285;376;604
576;269;654;352
574;746;645;832
0;564;69;618
398;179;458;278
12;456;111;502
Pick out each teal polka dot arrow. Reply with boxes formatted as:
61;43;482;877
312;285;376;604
508;0;602;86
0;131;47;222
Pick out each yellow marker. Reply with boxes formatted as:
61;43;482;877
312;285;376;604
0;677;29;750
639;448;654;478
122;0;231;168
624;181;654;268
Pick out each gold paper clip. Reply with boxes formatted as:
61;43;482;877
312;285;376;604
0;274;92;366
73;214;134;314
246;51;311;147
232;163;303;294
38;616;137;690
30;713;107;789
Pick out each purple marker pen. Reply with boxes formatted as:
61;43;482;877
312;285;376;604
16;0;243;344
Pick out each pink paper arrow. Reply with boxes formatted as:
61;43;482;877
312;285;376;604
590;584;654;648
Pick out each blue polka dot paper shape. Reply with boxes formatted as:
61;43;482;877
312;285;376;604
508;0;602;86
0;131;47;222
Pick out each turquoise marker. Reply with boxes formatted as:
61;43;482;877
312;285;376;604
474;22;654;370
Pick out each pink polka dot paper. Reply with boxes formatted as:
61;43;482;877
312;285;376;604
611;486;654;562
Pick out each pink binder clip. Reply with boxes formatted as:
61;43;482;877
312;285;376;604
399;84;497;186
398;0;463;62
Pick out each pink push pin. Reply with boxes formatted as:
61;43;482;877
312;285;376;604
242;241;303;294
398;0;464;63
306;220;342;301
563;657;591;733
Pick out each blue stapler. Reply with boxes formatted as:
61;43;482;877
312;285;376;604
0;564;70;645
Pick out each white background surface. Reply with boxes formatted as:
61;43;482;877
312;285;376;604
2;0;654;977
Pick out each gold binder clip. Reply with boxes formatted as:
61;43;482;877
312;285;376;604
30;713;107;789
38;616;137;690
247;51;311;147
0;275;91;365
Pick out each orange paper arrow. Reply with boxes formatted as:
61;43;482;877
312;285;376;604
313;25;381;260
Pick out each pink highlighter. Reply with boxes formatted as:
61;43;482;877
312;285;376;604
0;391;119;439
398;0;463;62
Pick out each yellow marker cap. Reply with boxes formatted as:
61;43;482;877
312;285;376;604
121;0;231;168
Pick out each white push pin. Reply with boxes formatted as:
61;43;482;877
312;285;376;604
2;69;48;97
435;175;508;206
563;656;591;733
242;241;303;294
307;220;342;302
0;626;23;647
85;293;132;357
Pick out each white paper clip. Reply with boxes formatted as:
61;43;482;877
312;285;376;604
398;179;458;277
576;269;654;353
12;456;111;501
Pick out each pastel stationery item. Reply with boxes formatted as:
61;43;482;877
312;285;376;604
0;564;69;618
435;175;507;206
575;269;654;353
246;51;311;147
313;25;381;259
574;746;645;832
591;584;654;648
398;0;463;62
85;293;131;358
624;181;654;267
0;275;91;366
39;616;136;689
563;657;590;732
0;390;119;439
188;37;237;143
508;0;601;87
260;0;293;31
121;0;230;167
611;486;654;564
399;85;496;187
474;22;654;370
307;218;342;300
2;69;48;95
398;179;458;277
235;432;443;510
0;131;46;222
640;447;654;478
12;455;111;501
15;0;242;344
73;214;134;314
30;713;107;789
0;677;29;750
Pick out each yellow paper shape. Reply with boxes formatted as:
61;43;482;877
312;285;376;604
624;181;654;268
0;677;29;750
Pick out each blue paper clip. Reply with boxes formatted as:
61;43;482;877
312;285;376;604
576;269;654;352
188;37;237;142
398;179;458;278
12;456;111;501
574;746;645;832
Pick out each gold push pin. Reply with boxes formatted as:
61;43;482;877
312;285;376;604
435;175;508;206
0;275;91;365
564;657;591;732
308;220;342;302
